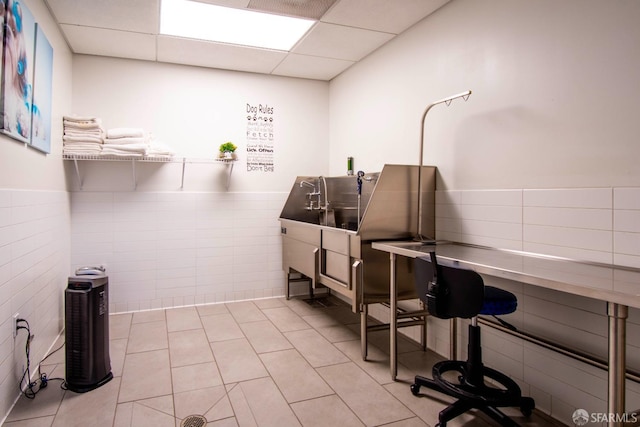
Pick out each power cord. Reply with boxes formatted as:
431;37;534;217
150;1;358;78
15;319;67;399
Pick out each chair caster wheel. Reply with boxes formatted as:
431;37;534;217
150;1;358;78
520;398;535;417
410;384;420;396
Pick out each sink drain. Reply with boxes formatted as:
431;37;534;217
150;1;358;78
180;415;207;427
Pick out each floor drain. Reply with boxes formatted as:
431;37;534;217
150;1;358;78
180;415;207;427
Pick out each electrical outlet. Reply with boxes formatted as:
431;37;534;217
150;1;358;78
13;313;19;338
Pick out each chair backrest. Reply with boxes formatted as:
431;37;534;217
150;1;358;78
414;252;485;319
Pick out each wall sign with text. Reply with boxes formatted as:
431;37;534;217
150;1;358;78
245;103;275;173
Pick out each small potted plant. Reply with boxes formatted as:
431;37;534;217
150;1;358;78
219;142;237;160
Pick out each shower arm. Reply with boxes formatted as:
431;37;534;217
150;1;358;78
415;90;472;243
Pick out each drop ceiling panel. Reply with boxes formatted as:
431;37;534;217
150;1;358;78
292;22;394;62
157;36;287;73
272;53;353;80
321;0;449;34
47;0;159;33
60;25;157;61
44;0;448;80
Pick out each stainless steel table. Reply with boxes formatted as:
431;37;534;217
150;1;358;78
371;241;640;427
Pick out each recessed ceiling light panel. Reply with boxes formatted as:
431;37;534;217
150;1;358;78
160;0;315;51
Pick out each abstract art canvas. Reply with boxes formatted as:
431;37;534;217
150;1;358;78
29;23;53;153
0;0;36;144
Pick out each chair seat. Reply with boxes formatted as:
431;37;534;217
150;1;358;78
480;286;517;316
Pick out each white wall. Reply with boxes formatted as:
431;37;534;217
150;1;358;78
0;0;73;422
70;56;329;191
69;56;330;311
331;1;640;424
329;0;640;190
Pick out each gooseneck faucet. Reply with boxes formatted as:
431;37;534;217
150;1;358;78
300;178;330;225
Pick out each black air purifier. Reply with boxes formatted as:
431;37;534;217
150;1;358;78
65;273;113;393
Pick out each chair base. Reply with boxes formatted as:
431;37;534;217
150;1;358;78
411;360;535;427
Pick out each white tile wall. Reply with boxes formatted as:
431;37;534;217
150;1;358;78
431;186;640;420
70;191;288;313
0;190;70;422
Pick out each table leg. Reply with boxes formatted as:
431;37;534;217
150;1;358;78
390;252;397;380
607;302;628;427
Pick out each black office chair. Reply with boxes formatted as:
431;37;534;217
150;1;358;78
410;253;535;427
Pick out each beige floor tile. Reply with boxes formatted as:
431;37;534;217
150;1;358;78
335;339;417;385
237;377;301;427
110;313;133;339
1;416;55;426
282;298;322;317
168;329;214;367
165;306;202;332
253;297;286;309
196;303;230;317
126;320;168;354
5;378;66;422
290;395;365;427
201;313;244;342
397;349;444;381
381;417;430;427
239;320;293;353
261;307;311;332
284;329;349;367
114;397;176;427
260;349;333;403
130;402;175;427
210;339;268;384
173;385;233;421
315;324;360;343
171;362;223;394
119;349;172;403
132;310;166;324
365;328;423;356
227;383;257;427
51;377;120;427
317;362;414;426
110;338;128;377
113;402;134;427
301;312;341;329
225;301;267;323
322;304;361;325
206;417;239;427
383;380;491;427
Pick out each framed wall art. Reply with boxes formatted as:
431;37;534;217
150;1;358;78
30;23;53;153
0;0;36;144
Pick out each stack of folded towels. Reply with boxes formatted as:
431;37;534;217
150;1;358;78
102;128;149;157
62;116;104;155
102;128;176;159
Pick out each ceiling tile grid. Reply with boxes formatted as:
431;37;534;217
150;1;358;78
45;0;449;80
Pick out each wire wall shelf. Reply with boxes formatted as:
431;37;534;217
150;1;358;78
62;154;237;190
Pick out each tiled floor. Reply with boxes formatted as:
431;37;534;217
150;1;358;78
3;296;564;427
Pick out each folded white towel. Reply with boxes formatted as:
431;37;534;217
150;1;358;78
64;147;102;155
63;115;102;124
63;121;104;131
99;151;143;158
106;127;146;139
147;141;175;156
101;143;148;154
64;130;103;138
63;135;104;144
103;136;147;145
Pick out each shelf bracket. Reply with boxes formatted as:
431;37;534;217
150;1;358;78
73;158;83;190
181;158;186;190
226;161;234;191
131;159;137;190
